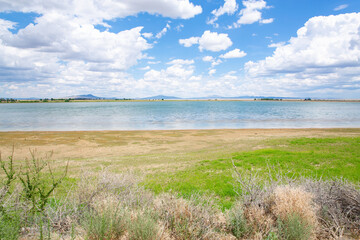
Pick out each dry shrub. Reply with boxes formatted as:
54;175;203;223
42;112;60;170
244;205;274;236
271;185;317;228
302;178;360;239
155;193;227;240
232;161;360;239
270;186;317;239
127;211;159;240
76;170;146;209
227;202;250;239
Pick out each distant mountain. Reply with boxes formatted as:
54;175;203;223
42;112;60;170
15;97;40;100
140;95;181;100
69;94;103;100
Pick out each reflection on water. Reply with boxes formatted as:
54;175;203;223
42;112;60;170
0;101;359;130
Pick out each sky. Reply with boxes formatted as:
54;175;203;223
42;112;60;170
0;0;360;99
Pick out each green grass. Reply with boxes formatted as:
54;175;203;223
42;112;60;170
144;137;360;208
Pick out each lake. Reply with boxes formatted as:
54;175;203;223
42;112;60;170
0;101;360;131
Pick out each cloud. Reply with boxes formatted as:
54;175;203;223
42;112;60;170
208;69;216;76
245;12;360;96
148;61;161;65
179;30;232;52
233;0;272;27
140;59;200;96
202;56;214;62
208;0;238;25
211;59;222;67
145;59;195;80
1;13;150;68
268;42;285;48
167;59;194;65
260;18;273;24
0;0;202;23
0;12;152;97
156;23;170;39
142;32;153;38
140;66;151;70
175;24;184;31
179;36;200;47
334;4;348;11
220;48;247;58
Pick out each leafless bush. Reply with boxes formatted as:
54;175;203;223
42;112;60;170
76;169;153;211
154;193;230;240
301;178;360;239
231;160;360;239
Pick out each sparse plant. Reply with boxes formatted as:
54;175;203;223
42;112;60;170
0;210;21;240
127;211;158;240
277;213;312;240
155;193;224;240
0;150;68;239
82;207;126;240
18;150;68;213
228;203;251;239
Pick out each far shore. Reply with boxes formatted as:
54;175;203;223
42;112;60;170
1;98;360;103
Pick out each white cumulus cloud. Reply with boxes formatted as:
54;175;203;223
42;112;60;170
202;56;214;62
0;12;152;98
179;30;232;52
167;59;195;65
208;69;216;76
220;48;247;58
0;0;202;23
245;12;360;97
233;0;272;28
208;0;238;25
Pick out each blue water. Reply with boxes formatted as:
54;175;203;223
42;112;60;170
0;101;359;131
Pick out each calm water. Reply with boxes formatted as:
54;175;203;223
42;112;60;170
0;101;360;131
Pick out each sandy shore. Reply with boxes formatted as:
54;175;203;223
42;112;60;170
1;128;359;162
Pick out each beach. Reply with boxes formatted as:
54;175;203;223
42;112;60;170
1;128;359;175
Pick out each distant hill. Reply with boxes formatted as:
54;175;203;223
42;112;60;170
68;94;103;100
140;95;181;100
15;97;40;100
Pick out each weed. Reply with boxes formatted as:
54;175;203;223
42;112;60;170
82;207;126;240
127;211;158;240
277;213;312;240
0;211;21;240
228;203;250;239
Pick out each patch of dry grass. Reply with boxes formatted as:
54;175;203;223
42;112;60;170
1;147;360;240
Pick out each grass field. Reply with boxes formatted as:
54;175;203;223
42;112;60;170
1;129;360;239
144;136;360;208
1;129;359;207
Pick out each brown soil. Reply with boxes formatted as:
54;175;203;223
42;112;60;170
1;128;359;174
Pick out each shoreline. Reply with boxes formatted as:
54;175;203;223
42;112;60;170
1;128;359;162
1;127;360;133
1;99;360;103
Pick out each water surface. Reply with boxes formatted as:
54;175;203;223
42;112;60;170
0;101;359;131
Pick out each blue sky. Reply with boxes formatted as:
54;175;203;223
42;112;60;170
0;0;360;98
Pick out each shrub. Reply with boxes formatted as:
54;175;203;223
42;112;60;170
0;150;68;239
155;193;224;240
277;213;312;240
127;211;158;240
228;204;250;239
82;207;126;240
0;211;21;240
271;185;317;228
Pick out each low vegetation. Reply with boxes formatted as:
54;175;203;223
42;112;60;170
145;137;360;208
0;148;359;239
